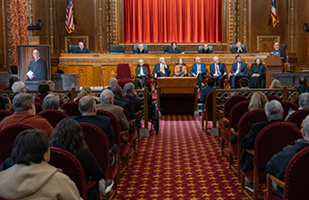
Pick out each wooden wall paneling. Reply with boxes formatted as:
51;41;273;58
0;0;6;71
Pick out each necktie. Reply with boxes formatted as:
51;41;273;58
198;64;201;73
161;64;164;73
237;62;240;74
216;65;219;74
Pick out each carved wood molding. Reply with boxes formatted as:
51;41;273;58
228;0;237;45
289;0;294;52
5;0;11;67
257;36;280;52
64;35;89;52
2;0;7;70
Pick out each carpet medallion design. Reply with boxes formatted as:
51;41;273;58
116;115;243;200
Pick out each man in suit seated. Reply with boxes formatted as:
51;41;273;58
230;55;247;88
270;42;287;62
210;56;227;89
198;44;213;53
70;95;117;155
167;41;181;53
200;77;215;103
190;57;207;88
266;115;309;199
239;100;284;173
73;42;90;53
231;41;247;53
137;44;146;53
111;85;135;120
124;83;142;128
153;57;171;79
107;77;118;90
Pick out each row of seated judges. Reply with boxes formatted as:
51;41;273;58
0;80;144;199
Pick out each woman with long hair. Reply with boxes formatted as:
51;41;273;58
174;58;188;77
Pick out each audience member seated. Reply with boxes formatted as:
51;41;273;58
229;92;268;144
248;58;266;88
230;55;247;88
111;85;135;120
266;115;309;199
0;96;12;111
46;80;55;91
42;93;68;115
210;56;227;89
285;92;309;120
73;42;90;53
231;41;247;53
124;83;141;113
200;77;215;103
295;76;309;94
153;57;171;79
11;81;26;96
269;79;283;89
74;86;100;103
70;95;117;154
174;58;187;77
137;44;146;53
50;118;114;199
3;77;19;91
133;79;143;90
35;84;50;104
107;78;118;90
198;44;213;53
239;77;249;89
270;42;287;61
239;100;284;172
190;56;207;89
97;90;129;131
135;59;148;87
0;93;54;136
0;129;82;199
167;41;181;53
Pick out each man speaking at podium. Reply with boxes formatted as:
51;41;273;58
26;49;47;81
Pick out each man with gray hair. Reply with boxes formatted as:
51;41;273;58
153;57;171;79
266;114;309;198
124;83;141;113
0;93;53;136
12;81;26;94
209;56;227;88
285;92;309;120
240;100;284;173
70;95;117;154
107;78;118;90
137;44;145;53
97;89;129;131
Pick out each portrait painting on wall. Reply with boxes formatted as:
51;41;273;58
17;45;51;83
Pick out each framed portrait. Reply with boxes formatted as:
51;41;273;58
17;45;51;84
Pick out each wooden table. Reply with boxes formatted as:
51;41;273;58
56;53;269;87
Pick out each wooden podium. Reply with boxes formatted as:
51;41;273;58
266;56;284;88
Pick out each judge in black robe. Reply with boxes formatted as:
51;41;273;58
198;44;213;53
26;49;47;81
73;42;90;53
167;41;181;53
248;58;266;88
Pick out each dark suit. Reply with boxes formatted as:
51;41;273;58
124;95;142;128
167;47;181;53
137;49;145;53
73;47;90;53
153;63;171;78
200;86;213;103
198;49;213;53
210;63;227;89
230;62;247;88
114;96;134;120
231;47;248;53
135;66;148;87
26;59;48;81
270;49;287;61
190;63;207;88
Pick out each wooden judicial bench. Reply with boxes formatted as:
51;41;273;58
56;53;271;87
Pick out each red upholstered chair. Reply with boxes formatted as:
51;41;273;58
0;110;13;122
49;147;87;200
267;95;282;102
280;100;298;120
35;102;42;114
75;96;99;104
0;196;8;200
60;101;81;116
116;63;133;86
287;109;309;129
97;109;130;176
236;110;267;181
220;95;248;156
0;124;34;165
79;123;118;198
38;110;68;128
293;97;299;108
241;122;302;200
143;63;157;92
265;147;309;200
201;91;213;133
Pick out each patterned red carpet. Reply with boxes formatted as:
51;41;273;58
116;115;243;200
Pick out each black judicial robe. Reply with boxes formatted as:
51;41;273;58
248;64;266;88
26;59;48;81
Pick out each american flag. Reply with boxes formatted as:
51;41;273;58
271;0;279;27
65;0;74;33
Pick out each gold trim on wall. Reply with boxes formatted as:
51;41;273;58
243;0;247;45
257;36;280;52
5;0;11;66
2;0;6;69
290;0;294;52
99;0;103;51
49;0;54;53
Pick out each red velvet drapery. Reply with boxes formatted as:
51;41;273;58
124;0;222;43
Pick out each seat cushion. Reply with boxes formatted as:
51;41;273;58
229;143;238;158
120;142;130;158
263;190;282;200
109;161;118;180
221;128;230;141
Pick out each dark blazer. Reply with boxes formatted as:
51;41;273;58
190;63;207;78
200;86;213;102
210;63;227;77
230;62;247;75
125;95;141;112
231;47;247;53
198;49;213;53
74;47;90;53
137;49;145;53
114;96;135;120
135;66;148;79
167;48;181;53
153;63;171;77
270;49;287;60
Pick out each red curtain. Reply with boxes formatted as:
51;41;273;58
124;0;222;43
